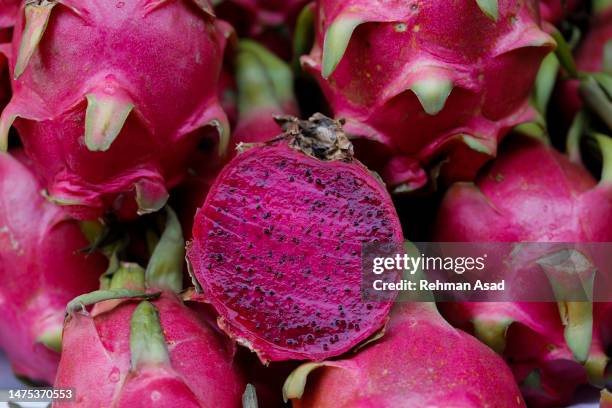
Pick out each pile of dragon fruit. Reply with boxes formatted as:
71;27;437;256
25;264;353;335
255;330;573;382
0;0;611;406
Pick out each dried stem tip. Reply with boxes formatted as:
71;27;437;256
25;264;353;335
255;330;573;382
274;113;354;162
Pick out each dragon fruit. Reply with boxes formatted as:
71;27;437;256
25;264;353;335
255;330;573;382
187;114;404;363
283;302;525;408
215;0;309;60
0;0;19;30
54;208;247;407
539;0;582;24
433;134;612;406
301;0;554;191
0;0;231;220
0;150;105;384
172;39;300;235
558;8;612;121
231;39;299;152
55;290;246;407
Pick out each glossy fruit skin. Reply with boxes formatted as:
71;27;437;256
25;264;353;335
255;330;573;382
433;135;612;407
54;293;246;408
302;0;554;191
286;303;526;408
0;0;231;220
0;151;105;384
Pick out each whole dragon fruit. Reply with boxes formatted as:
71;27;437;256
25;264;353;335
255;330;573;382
215;0;309;60
54;209;247;407
0;150;105;384
301;0;554;191
433;134;612;406
283;302;526;408
187;114;404;363
0;0;231;220
55;290;246;407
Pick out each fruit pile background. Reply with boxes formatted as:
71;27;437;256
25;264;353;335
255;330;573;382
0;0;610;407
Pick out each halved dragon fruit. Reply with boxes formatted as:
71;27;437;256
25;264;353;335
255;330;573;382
433;134;612;407
0;150;105;384
187;114;404;363
283;303;526;408
0;0;231;220
301;0;555;191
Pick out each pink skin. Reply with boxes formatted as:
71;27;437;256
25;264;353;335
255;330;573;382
54;293;245;408
0;151;105;384
0;0;231;220
0;0;19;29
433;135;612;407
286;303;525;408
0;39;9;111
558;10;612;120
539;0;581;24
188;138;403;363
302;0;554;191
215;0;309;59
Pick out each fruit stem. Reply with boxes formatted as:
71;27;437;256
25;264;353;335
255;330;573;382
66;289;160;315
237;40;295;119
550;27;578;79
275;113;354;161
